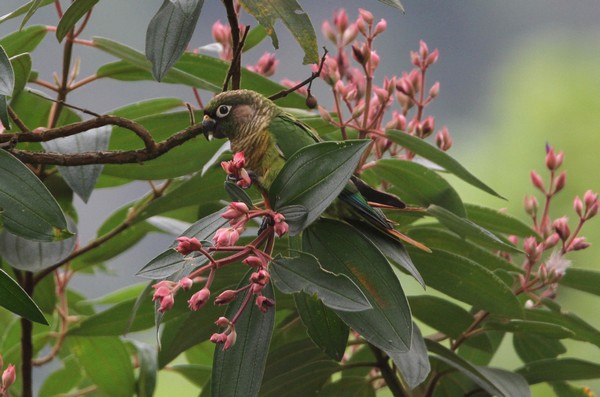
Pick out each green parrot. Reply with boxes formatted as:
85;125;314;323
202;89;429;252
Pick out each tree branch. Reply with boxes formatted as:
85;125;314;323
223;0;242;90
222;25;250;92
268;47;329;101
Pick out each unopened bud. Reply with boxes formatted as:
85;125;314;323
341;23;358;47
544;233;560;249
419;40;429;59
425;49;439;67
530;171;545;192
429;81;440;99
523;195;538;217
358;8;374;25
2;364;16;390
554;171;567;193
553;217;571;241
178;277;194;291
250;269;270;286
223;329;237;350
305;94;318;109
333;9;349;33
523;236;542;262
570;237;590;251
545;146;564;171
210;332;228;344
188;287;211;311
215;316;231;328
214;290;237;305
321;21;337;43
373;19;387;36
420;116;435;138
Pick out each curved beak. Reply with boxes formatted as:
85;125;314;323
202;114;216;140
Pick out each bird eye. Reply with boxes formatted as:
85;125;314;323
216;105;232;118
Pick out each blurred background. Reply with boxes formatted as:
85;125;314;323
1;1;599;395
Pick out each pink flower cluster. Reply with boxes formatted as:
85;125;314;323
0;354;15;397
510;145;599;304
221;151;252;188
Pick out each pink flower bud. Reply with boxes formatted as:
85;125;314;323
573;196;584;217
410;51;421;67
222;202;250;220
369;51;380;74
523;195;538;217
256;295;275;313
213;227;241;247
175;237;203;255
250;269;270;286
545;146;564;171
188;287;211;311
351;43;367;66
426;49;439;67
274;220;289;237
523;236;542;262
553;217;571;241
214;290;237;305
215;316;231;328
544;233;560;249
419;40;429;59
152;286;172;302
373;86;389;104
158;293;175;313
435;126;452;151
2;364;16;390
530;171;545;192
333;9;349;33
586;201;599;220
373;19;387;36
210;332;228;344
223;329;237;350
508;235;519;246
429;81;440;98
272;212;285;224
569;237;590;251
232;152;246;169
358;8;374;25
351;103;365;119
341;23;358;47
554;171;567;193
584;190;599;209
321;20;337;43
178;277;194;291
420;116;435;138
243;255;265;268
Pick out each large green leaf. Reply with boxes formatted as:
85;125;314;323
517;358;600;384
10;52;31;98
92;37;220;91
386;130;503;198
560;267;600;296
56;0;99;42
0;25;48;57
304;219;412;353
145;0;204;81
319;377;375;397
212;273;275;397
0;0;53;25
293;293;348;361
42;126;111;202
18;0;46;30
427;340;530;397
409;295;473;338
525;304;600;348
239;0;318;64
38;356;84;397
407;248;524;319
259;339;339;397
373;158;466;216
0;45;13;129
464;203;539;238
271;252;371;312
513;334;566;363
427;204;521;253
484;319;573;338
389;322;430;389
0;269;47;324
0;149;69;240
67;336;135;397
269;140;370;232
130;340;158;397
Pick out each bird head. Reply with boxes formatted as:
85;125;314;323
202;89;275;141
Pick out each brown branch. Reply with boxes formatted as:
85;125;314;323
8;106;29;132
222;25;250;92
223;0;242;90
268;47;329;101
369;344;406;397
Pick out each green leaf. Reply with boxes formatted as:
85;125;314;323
0;25;48;57
0;219;76;271
130;340;158;397
513;334;566;363
0;0;53;25
464;203;539;238
170;364;212;387
42;126;111;202
259;339;339;397
319;377;375;397
0;268;47;324
525;304;600;348
560;267;600;296
271;252;371;312
18;0;45;30
484;319;574;338
146;0;204;81
269;140;370;232
407;248;524;319
56;0;99;42
239;0;318;64
38;356;84;397
427;340;530;397
242;24;268;52
0;46;15;97
304;219;412;353
0;149;69;240
389;323;430;389
517;358;600;384
427;204;521;253
212;273;275;397
224;180;254;208
408;226;522;274
0;95;9;129
386;130;503;199
137;209;229;279
551;382;594;397
294;293;348;361
67;336;135;397
93;37;220;91
377;0;405;12
10;52;31;97
373;159;466;217
409;295;473;338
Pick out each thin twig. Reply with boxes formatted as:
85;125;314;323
8;107;29;132
268;48;329;101
222;25;250;92
223;0;242;90
29;90;102;117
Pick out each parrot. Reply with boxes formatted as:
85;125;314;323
201;89;429;252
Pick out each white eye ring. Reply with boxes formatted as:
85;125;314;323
216;105;232;118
